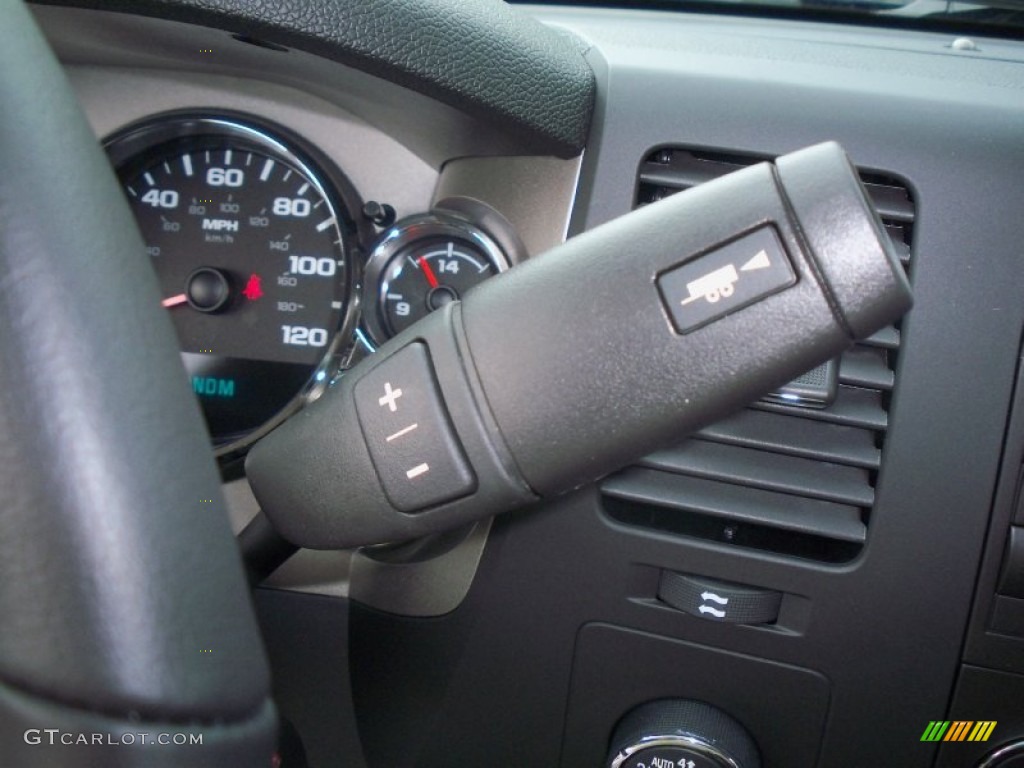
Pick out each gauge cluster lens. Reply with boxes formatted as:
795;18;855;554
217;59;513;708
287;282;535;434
106;115;361;452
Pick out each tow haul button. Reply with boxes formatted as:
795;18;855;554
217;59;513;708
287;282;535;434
658;225;796;334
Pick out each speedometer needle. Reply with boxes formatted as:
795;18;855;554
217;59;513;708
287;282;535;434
418;257;440;289
162;293;188;308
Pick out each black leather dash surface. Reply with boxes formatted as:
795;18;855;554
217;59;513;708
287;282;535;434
31;0;596;156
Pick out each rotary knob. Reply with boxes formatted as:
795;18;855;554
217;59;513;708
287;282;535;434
608;700;760;768
978;740;1024;767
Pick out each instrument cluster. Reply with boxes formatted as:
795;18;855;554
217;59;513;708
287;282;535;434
105;111;520;456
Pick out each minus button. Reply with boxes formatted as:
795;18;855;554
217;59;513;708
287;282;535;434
405;463;429;480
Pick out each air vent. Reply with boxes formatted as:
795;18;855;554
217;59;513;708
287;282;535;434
602;147;914;563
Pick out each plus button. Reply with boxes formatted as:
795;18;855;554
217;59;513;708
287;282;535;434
378;381;403;412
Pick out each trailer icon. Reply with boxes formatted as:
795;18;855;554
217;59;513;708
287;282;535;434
679;263;739;305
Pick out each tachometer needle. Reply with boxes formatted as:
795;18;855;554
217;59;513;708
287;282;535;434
418;257;440;289
162;293;188;308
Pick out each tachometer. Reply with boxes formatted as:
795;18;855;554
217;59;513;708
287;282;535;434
105;115;363;454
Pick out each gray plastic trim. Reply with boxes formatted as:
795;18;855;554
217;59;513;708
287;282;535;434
349;521;493;617
432;155;584;258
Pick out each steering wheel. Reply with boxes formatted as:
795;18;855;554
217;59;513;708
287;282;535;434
0;2;275;764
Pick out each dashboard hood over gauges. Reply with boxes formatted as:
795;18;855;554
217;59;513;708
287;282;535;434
30;0;597;157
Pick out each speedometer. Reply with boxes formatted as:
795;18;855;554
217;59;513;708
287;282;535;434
105;115;364;454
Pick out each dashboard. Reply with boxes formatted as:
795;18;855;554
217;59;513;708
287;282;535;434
15;1;1024;766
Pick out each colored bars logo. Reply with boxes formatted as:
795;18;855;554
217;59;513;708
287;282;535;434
921;721;997;742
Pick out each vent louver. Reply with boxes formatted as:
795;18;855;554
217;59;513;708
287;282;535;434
601;147;913;563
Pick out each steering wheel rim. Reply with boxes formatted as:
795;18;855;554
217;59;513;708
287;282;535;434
0;2;275;765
